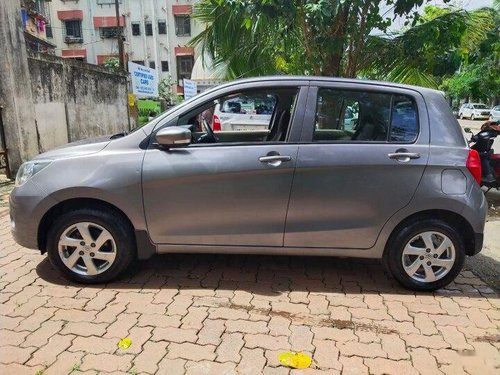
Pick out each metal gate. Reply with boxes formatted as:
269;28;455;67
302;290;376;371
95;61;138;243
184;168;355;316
0;106;11;179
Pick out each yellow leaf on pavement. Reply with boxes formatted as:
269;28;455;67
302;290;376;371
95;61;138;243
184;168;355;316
278;352;312;369
118;337;132;349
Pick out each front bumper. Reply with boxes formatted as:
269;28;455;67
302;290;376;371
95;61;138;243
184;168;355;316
9;181;58;250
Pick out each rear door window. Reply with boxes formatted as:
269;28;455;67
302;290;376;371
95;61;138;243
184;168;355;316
313;89;418;143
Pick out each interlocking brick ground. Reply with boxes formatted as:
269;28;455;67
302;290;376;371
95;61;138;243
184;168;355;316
0;210;499;374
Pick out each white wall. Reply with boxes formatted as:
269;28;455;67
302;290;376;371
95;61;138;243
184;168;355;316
47;0;203;89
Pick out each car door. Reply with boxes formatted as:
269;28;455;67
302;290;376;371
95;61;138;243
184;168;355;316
284;83;430;249
464;104;472;117
142;86;307;247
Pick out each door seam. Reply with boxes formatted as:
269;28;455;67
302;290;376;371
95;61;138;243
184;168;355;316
282;146;301;247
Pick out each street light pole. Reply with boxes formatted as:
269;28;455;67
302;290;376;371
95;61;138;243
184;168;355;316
114;0;124;70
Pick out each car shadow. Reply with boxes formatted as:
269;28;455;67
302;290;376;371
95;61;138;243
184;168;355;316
35;253;497;299
465;252;500;293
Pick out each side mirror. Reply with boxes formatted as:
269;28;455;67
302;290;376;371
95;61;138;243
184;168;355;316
464;127;472;133
155;126;191;147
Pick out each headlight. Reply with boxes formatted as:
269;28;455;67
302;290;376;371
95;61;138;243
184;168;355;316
15;160;52;187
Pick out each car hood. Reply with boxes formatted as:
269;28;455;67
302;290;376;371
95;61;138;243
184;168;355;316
33;136;111;161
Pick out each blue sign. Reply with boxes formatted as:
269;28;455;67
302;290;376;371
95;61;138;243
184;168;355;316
128;62;158;98
183;79;197;100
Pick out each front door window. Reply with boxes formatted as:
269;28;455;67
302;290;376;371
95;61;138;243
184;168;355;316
174;88;298;144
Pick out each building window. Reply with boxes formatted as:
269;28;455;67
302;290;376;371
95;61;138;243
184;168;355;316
175;15;190;37
96;0;122;5
149;61;156;69
158;20;166;35
46;25;53;38
161;61;169;72
145;21;153;36
177;55;194;81
132;60;144;66
64;20;83;43
100;27;121;39
131;22;140;36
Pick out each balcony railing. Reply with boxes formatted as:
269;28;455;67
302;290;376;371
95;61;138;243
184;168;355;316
65;36;83;44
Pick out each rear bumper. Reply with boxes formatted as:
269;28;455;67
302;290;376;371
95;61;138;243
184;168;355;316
471;232;484;256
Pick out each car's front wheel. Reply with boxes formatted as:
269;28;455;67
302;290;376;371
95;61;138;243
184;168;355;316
384;219;465;291
47;208;135;284
459;113;464;119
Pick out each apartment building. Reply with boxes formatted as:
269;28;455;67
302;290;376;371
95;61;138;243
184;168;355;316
21;0;56;53
45;0;205;91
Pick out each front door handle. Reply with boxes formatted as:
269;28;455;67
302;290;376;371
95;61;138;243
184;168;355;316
388;149;420;163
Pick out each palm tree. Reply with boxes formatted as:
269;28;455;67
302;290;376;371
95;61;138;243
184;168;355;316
361;7;495;88
190;1;305;79
190;1;495;88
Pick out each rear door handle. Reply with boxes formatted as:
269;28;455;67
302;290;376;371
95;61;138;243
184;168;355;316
259;155;292;163
388;152;421;162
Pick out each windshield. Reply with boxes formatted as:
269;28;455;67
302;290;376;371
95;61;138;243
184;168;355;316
473;104;489;109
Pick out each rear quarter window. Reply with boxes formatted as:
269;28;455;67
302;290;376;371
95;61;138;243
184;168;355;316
390;96;418;143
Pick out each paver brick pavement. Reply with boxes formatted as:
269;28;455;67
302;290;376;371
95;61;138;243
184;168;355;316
0;211;499;374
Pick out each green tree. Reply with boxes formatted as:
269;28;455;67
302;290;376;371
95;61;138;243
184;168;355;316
191;0;434;79
158;76;176;105
440;0;499;101
361;6;495;88
104;57;120;72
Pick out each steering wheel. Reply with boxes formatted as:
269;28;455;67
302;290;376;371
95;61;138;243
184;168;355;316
201;118;218;143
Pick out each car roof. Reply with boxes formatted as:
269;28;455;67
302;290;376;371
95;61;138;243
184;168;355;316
214;75;443;96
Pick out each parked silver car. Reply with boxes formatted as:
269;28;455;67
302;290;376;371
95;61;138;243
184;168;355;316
489;105;500;122
459;103;491;120
10;77;487;291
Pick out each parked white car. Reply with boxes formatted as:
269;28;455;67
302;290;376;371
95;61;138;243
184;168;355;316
212;95;276;131
459;103;491;120
489;105;500;122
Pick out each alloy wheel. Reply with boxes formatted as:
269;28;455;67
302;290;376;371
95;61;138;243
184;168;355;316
401;231;455;283
58;222;117;276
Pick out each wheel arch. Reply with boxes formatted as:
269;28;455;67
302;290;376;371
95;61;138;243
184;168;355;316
38;198;136;255
383;209;476;257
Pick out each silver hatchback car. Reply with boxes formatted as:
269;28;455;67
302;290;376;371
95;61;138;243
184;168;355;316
10;77;487;291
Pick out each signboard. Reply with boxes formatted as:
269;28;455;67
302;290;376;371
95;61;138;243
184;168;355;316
183;79;197;100
128;61;158;98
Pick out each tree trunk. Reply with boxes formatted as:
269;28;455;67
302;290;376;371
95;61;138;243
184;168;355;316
345;2;370;78
324;4;350;76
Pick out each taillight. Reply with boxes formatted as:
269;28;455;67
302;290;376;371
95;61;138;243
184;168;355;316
466;149;482;185
212;114;221;131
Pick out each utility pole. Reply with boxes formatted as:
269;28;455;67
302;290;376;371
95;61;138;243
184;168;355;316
114;0;125;70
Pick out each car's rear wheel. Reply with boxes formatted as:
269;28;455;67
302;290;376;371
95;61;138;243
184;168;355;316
47;208;135;284
384;219;465;291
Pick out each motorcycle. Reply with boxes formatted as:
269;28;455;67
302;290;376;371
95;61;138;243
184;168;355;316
465;120;500;192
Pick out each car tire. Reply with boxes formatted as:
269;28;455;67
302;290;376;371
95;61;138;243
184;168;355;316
384;219;465;292
471;114;475;121
459;113;464;119
47;208;136;284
